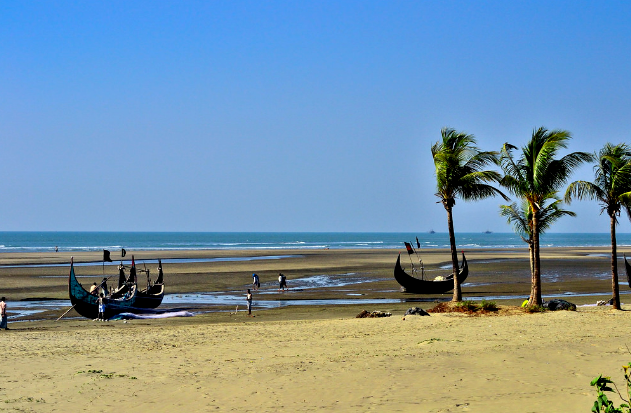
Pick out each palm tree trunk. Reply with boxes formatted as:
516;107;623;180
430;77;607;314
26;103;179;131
530;215;542;306
529;240;534;282
446;205;461;301
610;214;621;310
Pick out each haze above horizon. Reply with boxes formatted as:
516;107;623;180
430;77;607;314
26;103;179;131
2;1;630;233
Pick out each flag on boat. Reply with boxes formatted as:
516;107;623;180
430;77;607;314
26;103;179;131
128;256;137;284
404;242;415;255
103;250;112;262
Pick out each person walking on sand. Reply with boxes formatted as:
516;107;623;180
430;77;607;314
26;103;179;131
252;273;260;291
278;273;287;292
246;289;253;316
0;297;7;330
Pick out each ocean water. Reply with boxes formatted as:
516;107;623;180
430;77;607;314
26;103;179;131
0;232;628;253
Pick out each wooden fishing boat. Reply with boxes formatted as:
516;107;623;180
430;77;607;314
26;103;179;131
110;257;165;309
135;259;165;309
394;252;468;294
68;259;139;319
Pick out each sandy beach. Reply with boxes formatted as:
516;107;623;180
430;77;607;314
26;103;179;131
1;247;630;412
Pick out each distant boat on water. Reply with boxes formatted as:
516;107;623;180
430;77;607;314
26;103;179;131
484;230;492;234
429;230;435;234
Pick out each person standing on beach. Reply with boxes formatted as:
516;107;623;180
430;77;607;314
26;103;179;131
278;273;287;292
97;293;105;321
100;278;109;297
252;273;260;291
246;289;253;316
0;297;7;330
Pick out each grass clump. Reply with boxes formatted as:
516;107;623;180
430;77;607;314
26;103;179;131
480;300;498;311
455;300;479;312
523;305;546;313
427;300;499;315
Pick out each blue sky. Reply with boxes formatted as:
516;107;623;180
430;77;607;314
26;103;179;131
1;1;630;232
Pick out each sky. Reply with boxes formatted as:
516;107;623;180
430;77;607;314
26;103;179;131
1;1;631;233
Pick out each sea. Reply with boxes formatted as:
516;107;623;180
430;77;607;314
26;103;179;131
0;231;628;253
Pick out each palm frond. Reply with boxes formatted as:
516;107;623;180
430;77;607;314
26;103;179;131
432;127;504;206
500;126;589;210
499;202;531;243
537;198;576;233
567;143;631;220
564;181;605;203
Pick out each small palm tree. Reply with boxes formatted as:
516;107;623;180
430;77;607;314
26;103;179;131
432;127;507;302
500;127;591;306
500;196;576;281
565;143;631;310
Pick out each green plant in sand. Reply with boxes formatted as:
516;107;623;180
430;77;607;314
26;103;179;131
455;300;479;312
522;304;546;313
566;143;631;310
432;127;507;302
590;362;631;413
428;300;498;314
499;127;591;306
479;300;498;311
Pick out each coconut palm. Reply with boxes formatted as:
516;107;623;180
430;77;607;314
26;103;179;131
432;127;507;302
500;196;576;280
500;127;591;306
565;143;631;310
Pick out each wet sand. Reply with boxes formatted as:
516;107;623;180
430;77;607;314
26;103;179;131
0;247;630;412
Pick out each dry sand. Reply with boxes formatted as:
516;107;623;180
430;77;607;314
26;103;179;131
1;306;631;412
0;247;630;412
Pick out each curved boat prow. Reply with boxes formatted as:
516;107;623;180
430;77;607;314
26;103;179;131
68;259;139;319
394;252;468;294
156;259;164;285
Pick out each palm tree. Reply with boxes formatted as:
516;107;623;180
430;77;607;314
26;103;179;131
500;127;591;306
500;196;576;281
432;127;507;302
565;143;631;310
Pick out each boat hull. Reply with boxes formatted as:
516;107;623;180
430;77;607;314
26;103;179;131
394;253;468;294
136;259;165;308
136;285;164;309
68;262;139;319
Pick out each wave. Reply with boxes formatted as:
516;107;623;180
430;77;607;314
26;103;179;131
0;232;627;253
